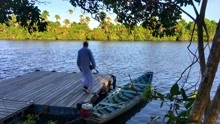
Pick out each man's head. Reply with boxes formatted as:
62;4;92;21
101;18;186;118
83;41;89;47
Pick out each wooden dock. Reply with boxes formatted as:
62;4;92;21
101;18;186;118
0;99;31;123
0;71;112;123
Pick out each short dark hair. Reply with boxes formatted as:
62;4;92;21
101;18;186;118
83;41;88;47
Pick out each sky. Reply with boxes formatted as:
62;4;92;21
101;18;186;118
37;0;220;29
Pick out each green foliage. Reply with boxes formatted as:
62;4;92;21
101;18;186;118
148;83;196;124
0;0;47;33
70;0;199;37
170;83;180;96
47;120;57;124
24;114;38;124
41;10;50;21
204;19;218;41
23;114;57;124
0;12;217;41
1;0;216;41
165;84;195;123
97;12;107;22
143;84;153;101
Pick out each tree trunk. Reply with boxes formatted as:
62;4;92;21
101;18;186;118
188;0;209;122
189;20;220;123
204;84;220;124
197;18;206;74
203;21;220;124
198;0;208;75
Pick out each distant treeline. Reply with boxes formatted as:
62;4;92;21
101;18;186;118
0;13;217;41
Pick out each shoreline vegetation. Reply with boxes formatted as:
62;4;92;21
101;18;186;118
0;13;217;42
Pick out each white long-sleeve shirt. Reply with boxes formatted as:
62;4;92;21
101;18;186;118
77;47;96;89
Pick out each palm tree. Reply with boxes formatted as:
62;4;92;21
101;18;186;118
68;9;73;22
63;19;70;27
106;17;111;25
79;14;84;24
85;16;90;25
10;14;18;26
41;10;50;21
114;18;119;25
54;14;61;23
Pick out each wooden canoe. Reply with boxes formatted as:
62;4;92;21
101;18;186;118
85;72;153;124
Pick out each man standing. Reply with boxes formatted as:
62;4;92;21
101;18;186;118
77;41;96;93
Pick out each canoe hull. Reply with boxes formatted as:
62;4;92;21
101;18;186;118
85;72;153;124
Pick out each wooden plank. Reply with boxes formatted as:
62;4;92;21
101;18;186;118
0;100;30;121
66;77;102;106
38;73;80;103
34;72;81;106
80;76;107;103
0;71;112;119
34;73;77;105
5;72;65;100
46;75;82;106
68;75;111;107
58;83;86;107
18;72;69;102
0;112;8;117
0;71;48;85
0;71;51;97
2;71;54;99
69;91;91;106
52;74;107;107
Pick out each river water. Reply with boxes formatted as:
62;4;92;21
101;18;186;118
0;40;219;123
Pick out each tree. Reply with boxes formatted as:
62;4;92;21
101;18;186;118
54;15;60;22
70;0;184;37
63;19;70;27
70;0;220;123
0;0;47;32
204;19;218;41
68;9;73;15
85;16;91;25
68;9;74;22
176;19;188;41
95;12;112;40
200;21;220;123
41;10;50;21
79;14;85;24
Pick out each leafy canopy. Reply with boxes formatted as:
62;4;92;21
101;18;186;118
0;0;47;33
70;0;201;37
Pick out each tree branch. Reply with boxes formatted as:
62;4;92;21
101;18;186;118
190;0;199;17
157;1;196;21
173;3;196;21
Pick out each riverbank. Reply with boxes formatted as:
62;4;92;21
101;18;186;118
0;18;217;42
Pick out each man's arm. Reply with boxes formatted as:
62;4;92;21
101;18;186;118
89;50;96;69
77;51;81;71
